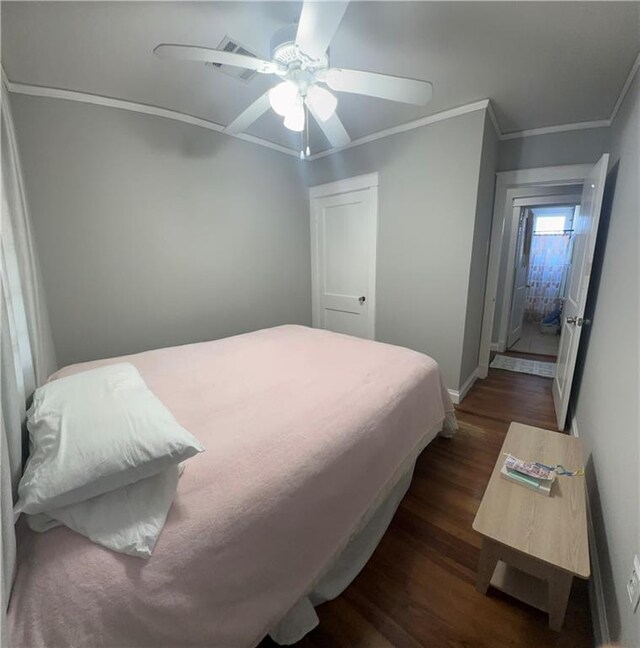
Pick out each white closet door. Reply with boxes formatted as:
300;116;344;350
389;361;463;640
311;181;378;340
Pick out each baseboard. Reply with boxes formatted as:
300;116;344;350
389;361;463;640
448;368;478;405
571;415;579;438
460;369;479;402
571;415;611;645
585;492;611;645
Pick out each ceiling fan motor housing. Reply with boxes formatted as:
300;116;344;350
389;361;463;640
270;25;298;64
270;24;329;69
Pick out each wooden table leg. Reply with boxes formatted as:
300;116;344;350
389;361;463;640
476;538;500;594
548;570;573;631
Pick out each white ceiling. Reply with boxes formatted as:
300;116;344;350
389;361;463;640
2;1;639;153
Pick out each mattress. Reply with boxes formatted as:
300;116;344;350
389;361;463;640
268;415;449;645
8;325;454;647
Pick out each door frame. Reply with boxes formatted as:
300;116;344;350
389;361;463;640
478;164;593;379
309;172;379;339
506;207;534;350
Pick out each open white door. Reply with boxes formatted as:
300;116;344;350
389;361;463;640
553;154;609;429
507;208;534;349
310;175;378;340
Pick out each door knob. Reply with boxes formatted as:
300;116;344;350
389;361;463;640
577;317;591;327
358;296;366;305
566;316;577;325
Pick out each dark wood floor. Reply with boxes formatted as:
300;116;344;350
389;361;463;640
261;355;593;647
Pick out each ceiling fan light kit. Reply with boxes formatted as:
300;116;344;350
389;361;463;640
269;80;336;132
269;81;298;117
154;0;433;157
283;99;305;132
306;85;337;122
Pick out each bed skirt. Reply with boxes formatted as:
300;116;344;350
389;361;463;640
267;412;457;645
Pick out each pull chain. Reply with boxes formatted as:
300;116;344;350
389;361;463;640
305;104;310;157
300;103;310;160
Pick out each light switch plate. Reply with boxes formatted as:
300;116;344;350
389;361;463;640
627;554;640;612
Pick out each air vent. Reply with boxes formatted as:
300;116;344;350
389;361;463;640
205;36;259;83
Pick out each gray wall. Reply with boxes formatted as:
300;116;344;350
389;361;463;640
305;109;488;390
460;112;499;384
11;94;311;368
572;71;639;646
497;126;610;172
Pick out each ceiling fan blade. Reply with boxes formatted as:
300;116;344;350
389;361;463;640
225;92;272;134
154;44;278;74
325;68;433;105
307;101;350;148
295;1;349;61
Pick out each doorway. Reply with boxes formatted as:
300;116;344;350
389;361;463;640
478;157;610;429
506;204;579;359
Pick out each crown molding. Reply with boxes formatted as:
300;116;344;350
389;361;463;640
500;119;610;141
3;76;300;159
499;49;639;141
609;50;640;124
307;99;491;160
4;49;639;161
486;100;501;138
4;73;492;161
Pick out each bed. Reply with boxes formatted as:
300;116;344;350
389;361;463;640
8;325;455;647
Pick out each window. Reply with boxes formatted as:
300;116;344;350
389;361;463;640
534;215;568;234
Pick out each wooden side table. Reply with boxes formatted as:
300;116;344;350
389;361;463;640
472;422;589;631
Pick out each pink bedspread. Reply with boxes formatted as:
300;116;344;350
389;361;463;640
9;325;453;647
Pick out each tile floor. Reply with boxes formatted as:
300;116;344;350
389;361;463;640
509;320;560;356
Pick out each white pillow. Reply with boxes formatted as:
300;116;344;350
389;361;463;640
27;465;182;558
15;363;204;516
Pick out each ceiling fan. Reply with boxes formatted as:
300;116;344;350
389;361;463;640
154;1;433;157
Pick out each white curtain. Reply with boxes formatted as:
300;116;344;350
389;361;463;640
1;81;57;646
